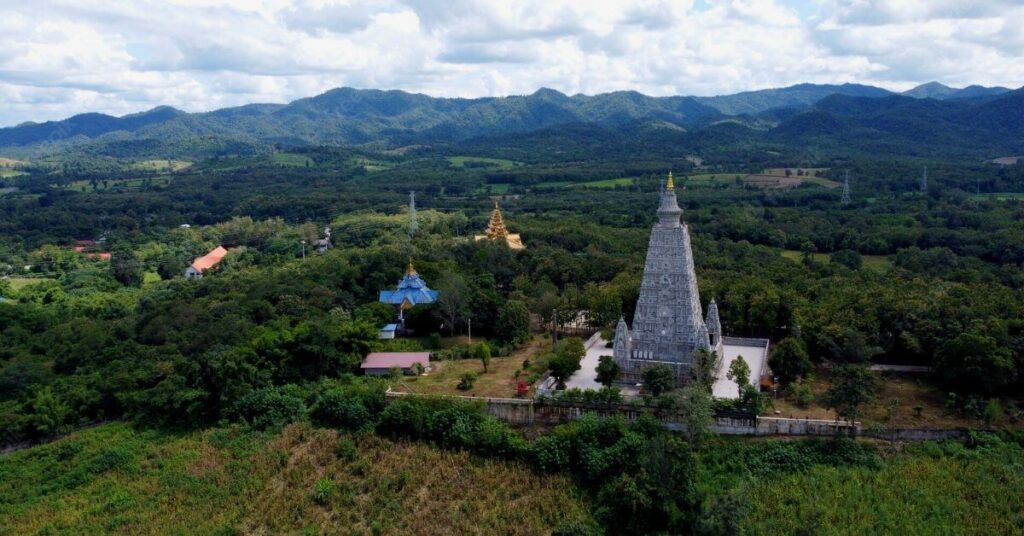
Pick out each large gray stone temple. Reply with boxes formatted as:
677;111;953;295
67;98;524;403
613;172;768;393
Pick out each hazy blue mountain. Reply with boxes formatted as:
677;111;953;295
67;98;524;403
902;82;1010;100
696;83;893;115
0;83;1020;160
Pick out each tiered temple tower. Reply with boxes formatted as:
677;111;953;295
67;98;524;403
613;172;721;384
475;200;524;250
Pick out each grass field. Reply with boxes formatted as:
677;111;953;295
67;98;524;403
64;176;173;192
0;157;27;167
739;435;1024;535
0;422;592;535
0;169;27;178
769;369;1021;429
481;183;511;194
576;177;635;188
395;338;548;398
781;250;893;271
970;192;1024;201
272;153;314;167
447;156;521;169
4;277;56;291
132;160;192;172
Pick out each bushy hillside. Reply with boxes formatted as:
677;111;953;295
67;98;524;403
0;422;592;535
2;83;1018;161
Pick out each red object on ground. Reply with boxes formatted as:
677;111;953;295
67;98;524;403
516;382;530;396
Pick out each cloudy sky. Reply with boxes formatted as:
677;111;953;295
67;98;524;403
0;0;1022;126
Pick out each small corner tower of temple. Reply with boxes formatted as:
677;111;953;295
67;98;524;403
613;171;716;385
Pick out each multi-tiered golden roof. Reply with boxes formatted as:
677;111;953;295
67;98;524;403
475;200;524;250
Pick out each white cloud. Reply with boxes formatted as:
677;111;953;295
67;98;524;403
0;0;1020;126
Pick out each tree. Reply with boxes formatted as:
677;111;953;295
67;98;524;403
157;254;184;281
690;348;717;387
496;299;531;344
822;365;878;422
111;245;143;287
678;383;713;445
727;356;750;398
642;364;674;397
435;273;470;335
549;337;585;389
596;355;620;387
476;343;492;373
768;337;812;386
934;330;1014;395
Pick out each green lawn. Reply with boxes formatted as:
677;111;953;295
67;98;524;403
0;168;27;178
447;156;521;169
577;177;636;188
272;153;314;167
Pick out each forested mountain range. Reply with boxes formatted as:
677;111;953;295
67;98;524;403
0;82;1019;160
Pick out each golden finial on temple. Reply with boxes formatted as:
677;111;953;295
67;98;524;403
666;170;675;190
406;259;416;276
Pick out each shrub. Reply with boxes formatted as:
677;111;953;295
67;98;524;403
232;385;307;431
312;478;334;505
785;383;814;409
310;389;371;429
457;371;477;391
335;436;359;460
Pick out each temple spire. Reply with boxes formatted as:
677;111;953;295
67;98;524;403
666;170;675;190
486;200;510;239
406;259;417;276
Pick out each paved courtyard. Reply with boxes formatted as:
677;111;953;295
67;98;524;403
563;334;608;391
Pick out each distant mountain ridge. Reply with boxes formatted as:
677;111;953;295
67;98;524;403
0;82;1018;159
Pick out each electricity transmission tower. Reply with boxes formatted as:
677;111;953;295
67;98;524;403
840;170;851;206
408;190;418;239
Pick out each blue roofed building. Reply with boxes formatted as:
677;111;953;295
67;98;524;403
379;262;439;331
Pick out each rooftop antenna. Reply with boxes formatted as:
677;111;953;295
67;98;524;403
840;170;851;206
921;166;928;193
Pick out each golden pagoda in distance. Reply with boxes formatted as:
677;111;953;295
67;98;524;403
475;200;525;250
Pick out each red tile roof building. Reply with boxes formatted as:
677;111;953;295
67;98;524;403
185;246;228;279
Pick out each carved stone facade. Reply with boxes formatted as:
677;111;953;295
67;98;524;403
613;173;722;385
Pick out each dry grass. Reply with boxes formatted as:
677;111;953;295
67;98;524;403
0;422;591;535
770;370;1022;429
397;338;549;398
243;424;589;535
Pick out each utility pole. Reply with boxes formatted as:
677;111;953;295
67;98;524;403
300;239;306;261
467;318;472;344
551;308;559;344
921;166;928;193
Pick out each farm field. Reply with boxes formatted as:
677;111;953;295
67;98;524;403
272;153;314;167
63;176;173;192
447;156;521;169
0;422;591;535
132;160;192;172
